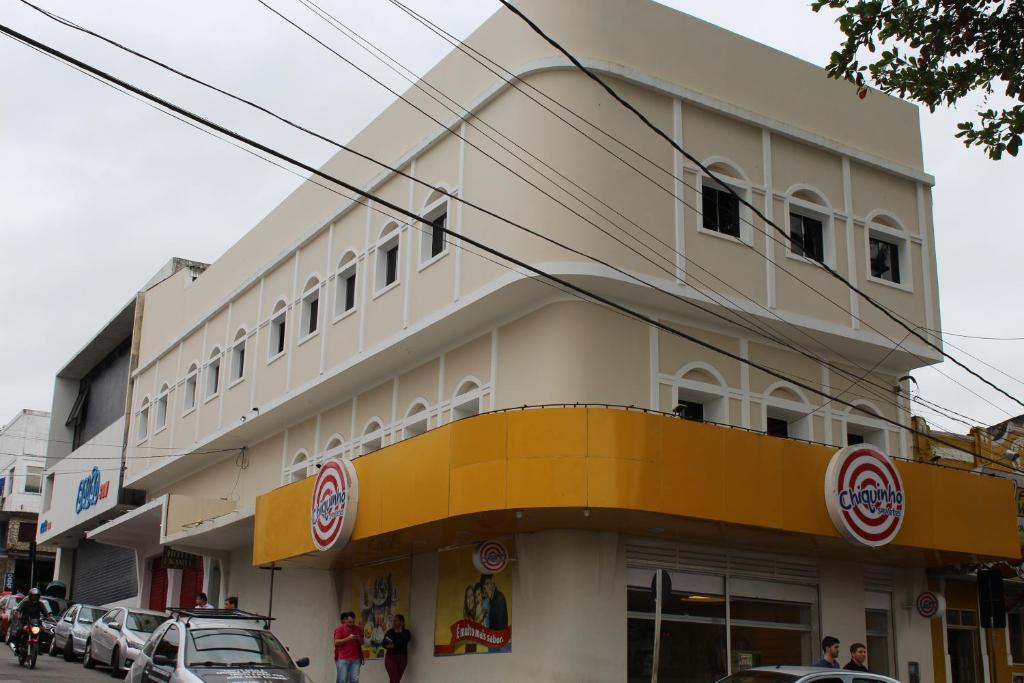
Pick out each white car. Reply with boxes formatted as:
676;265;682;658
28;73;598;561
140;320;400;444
50;603;103;661
714;666;900;682
127;609;311;683
84;606;167;676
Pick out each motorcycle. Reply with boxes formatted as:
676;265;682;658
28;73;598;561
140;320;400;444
15;619;41;669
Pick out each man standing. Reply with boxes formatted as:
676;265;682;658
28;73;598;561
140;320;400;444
223;596;239;610
844;642;868;671
812;636;840;668
195;593;213;609
334;611;364;683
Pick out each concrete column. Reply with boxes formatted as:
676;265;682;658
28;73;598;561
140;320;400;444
167;568;182;609
818;559;867;665
53;546;75;586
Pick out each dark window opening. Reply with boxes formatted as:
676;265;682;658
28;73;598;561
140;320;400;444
790;212;824;262
306;297;318;335
272;317;286;355
344;274;356;311
702;185;741;238
847;432;865;445
385;246;399;285
673;400;705;422
870;237;901;283
17;523;34;543
430;212;447;257
766;417;789;438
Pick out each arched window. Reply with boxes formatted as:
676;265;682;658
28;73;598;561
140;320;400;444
206;347;222;400
784;186;834;266
136;396;151;443
698;159;752;243
155;383;170;431
300;276;321;339
452;379;482;421
762;382;813;441
286;450;309;483
230;328;247;384
865;211;910;287
334;251;358;318
420;187;451;265
403;401;430;439
844;402;888;449
671;363;729;424
183;363;199;412
361;419;384;455
375;223;401;292
269;299;287;360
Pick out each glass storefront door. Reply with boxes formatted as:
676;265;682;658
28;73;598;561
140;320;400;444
947;608;983;683
627;570;816;682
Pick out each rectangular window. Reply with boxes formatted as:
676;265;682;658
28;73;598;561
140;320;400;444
790;212;824;262
866;606;893;676
344;274;356;311
5;470;12;496
869;236;901;283
23;467;43;494
847;432;865;445
155;394;168;430
302;290;319;337
206;358;220;399
17;522;34;542
184;374;197;411
270;314;286;358
430;212;447;258
42;473;54;511
1008;585;1024;663
702;184;741;238
766;417;789;438
385;246;399;286
231;342;245;382
137;406;149;441
674;399;705;422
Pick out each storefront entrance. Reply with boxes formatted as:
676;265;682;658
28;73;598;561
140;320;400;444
947;608;983;683
149;557;167;611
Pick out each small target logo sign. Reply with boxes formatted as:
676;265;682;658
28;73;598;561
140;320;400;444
824;444;905;547
310;458;358;552
916;591;946;619
472;540;509;574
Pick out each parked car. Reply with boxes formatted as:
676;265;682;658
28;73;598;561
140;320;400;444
50;603;103;661
127;609;311;683
714;667;900;683
0;593;24;640
84;606;167;676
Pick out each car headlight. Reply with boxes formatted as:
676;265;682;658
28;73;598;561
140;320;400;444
30;626;40;635
126;637;144;649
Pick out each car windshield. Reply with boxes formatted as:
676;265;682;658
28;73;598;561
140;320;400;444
78;607;102;624
127;612;164;633
185;628;293;668
715;673;800;683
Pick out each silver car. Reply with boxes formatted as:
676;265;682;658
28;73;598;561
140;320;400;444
84;606;167;676
127;610;311;683
50;603;103;661
715;666;900;682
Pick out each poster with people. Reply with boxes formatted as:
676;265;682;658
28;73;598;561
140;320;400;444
352;558;411;659
433;541;512;655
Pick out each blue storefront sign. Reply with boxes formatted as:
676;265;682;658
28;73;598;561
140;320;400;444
75;466;102;514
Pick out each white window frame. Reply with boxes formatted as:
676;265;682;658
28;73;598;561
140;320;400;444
23;466;43;495
360;420;385;455
284;450;310;484
333;251;358;322
784;190;835;268
671;364;730;425
268;300;287;363
154;383;170;433
403;401;431;440
229;329;247;388
451;379;485;422
696;163;753;245
136;397;151;443
843;402;889;450
299;276;321;344
321;435;346;466
762;384;813;441
419;194;451;269
183;363;199;415
864;213;913;292
374;224;401;296
205;348;222;402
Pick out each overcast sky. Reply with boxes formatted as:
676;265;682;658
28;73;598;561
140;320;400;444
1;0;1021;437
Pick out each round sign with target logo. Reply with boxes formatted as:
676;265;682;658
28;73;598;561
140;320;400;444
915;591;946;619
310;458;358;552
824;444;906;547
472;539;509;574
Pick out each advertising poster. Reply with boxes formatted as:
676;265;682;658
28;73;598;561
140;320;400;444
433;541;513;655
352;558;410;659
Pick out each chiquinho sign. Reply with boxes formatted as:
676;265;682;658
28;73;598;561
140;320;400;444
824;444;905;547
310;458;358;552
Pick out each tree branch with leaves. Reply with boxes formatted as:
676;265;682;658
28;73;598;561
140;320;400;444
812;0;1024;159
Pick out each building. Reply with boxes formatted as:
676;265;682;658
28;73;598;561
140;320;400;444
92;1;1017;682
39;258;206;607
0;409;56;592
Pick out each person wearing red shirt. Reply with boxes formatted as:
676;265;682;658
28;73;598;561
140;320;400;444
334;611;364;683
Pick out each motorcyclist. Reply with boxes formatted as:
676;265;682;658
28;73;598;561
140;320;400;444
13;588;47;650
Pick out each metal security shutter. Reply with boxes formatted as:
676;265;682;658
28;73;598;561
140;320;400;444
625;538;818;583
864;565;896;592
72;540;137;605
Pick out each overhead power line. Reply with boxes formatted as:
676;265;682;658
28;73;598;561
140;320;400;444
495;0;1024;413
0;21;1011;471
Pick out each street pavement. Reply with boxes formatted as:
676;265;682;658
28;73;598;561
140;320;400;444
0;639;115;682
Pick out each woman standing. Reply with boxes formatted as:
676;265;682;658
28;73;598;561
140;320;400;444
383;614;412;683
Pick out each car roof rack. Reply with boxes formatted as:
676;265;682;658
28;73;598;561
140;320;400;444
166;608;275;630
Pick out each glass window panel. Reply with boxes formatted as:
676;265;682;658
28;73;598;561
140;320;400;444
866;633;891;676
865;608;889;633
730;623;811;669
729;598;810;626
961;610;977;627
